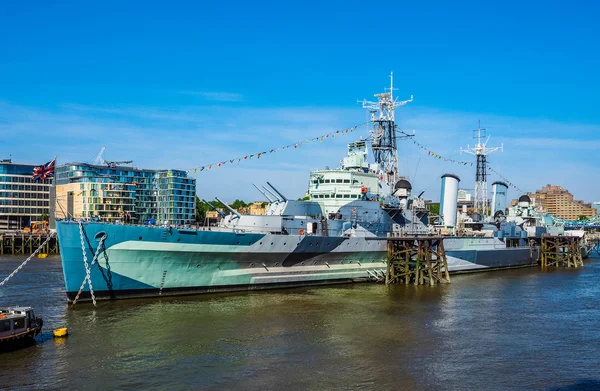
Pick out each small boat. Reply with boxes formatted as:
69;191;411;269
0;307;43;352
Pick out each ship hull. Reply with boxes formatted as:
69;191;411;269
56;222;539;302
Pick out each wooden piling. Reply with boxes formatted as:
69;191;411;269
386;236;450;285
540;235;583;268
0;233;60;256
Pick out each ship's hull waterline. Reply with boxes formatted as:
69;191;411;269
57;222;540;302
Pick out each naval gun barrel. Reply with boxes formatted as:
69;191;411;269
262;186;281;202
253;183;274;203
215;197;242;217
202;199;226;218
266;182;287;202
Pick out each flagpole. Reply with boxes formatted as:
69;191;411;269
49;156;57;232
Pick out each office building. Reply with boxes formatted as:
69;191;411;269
513;184;597;220
0;159;52;230
54;163;196;224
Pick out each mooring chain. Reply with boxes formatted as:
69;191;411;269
73;221;104;306
80;224;114;299
0;232;56;287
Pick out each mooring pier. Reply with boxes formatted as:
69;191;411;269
0;233;59;256
385;235;450;285
540;235;583;268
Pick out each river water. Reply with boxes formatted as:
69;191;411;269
1;255;599;390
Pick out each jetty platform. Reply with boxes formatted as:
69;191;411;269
0;233;59;256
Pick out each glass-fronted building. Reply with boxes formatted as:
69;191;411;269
55;163;195;224
0;159;52;230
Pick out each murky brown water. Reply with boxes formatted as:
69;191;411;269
1;255;599;390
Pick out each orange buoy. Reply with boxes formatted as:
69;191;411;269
298;228;305;235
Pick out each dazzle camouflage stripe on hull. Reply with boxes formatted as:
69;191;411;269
56;222;541;302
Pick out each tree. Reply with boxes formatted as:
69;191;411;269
230;199;249;210
428;203;440;216
195;197;210;223
297;196;310;201
578;215;588;221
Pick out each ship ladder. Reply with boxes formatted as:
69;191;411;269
71;221;107;307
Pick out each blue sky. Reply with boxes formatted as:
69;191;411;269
1;1;599;203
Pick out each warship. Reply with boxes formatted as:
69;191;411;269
55;75;546;302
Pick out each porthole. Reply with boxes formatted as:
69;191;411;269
271;242;274;246
301;262;305;266
138;236;142;240
236;241;240;244
259;242;263;245
196;264;201;268
250;263;255;267
284;243;286;246
313;261;317;265
177;238;181;242
275;262;279;266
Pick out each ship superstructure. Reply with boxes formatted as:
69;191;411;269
308;140;380;216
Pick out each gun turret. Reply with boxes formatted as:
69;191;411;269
215;197;242;218
202;199;226;218
266;182;288;202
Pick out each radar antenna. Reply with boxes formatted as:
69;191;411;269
460;120;503;216
358;72;413;196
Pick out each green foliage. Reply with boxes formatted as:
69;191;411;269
196;197;254;223
297;196;310;201
230;199;249;210
195;197;209;223
578;215;588;221
428;203;440;215
261;202;268;208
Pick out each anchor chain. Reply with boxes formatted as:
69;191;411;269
73;221;105;306
0;232;55;287
80;225;115;299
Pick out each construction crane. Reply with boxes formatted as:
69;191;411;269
92;146;133;168
104;160;133;168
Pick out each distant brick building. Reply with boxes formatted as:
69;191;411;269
512;184;596;220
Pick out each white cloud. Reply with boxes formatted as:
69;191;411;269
1;100;598;203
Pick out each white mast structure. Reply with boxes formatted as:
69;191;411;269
359;72;413;200
460;121;503;216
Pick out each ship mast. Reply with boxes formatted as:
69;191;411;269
359;72;413;196
460;121;503;217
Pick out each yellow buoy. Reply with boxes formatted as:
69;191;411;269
53;328;68;338
38;253;48;259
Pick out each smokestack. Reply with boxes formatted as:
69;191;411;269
439;174;460;227
491;181;508;216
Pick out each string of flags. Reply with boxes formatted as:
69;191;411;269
411;140;473;166
187;123;368;175
487;165;523;193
